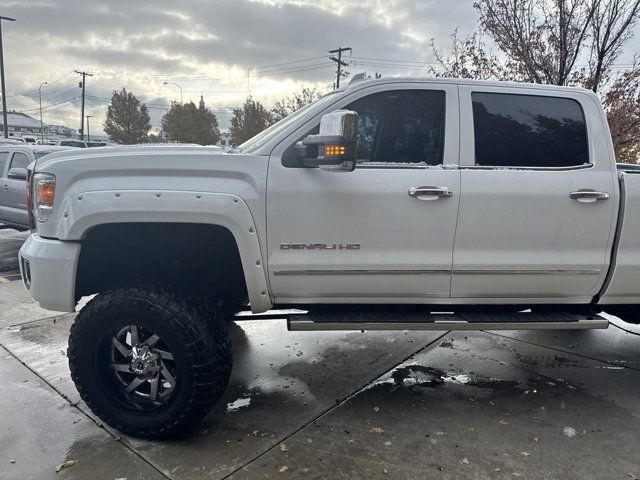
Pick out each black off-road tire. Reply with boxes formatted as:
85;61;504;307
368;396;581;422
68;283;232;438
179;291;243;325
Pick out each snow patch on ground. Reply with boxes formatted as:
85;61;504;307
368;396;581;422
443;374;470;385
226;397;251;413
362;377;395;391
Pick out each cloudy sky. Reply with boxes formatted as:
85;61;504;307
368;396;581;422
1;0;638;137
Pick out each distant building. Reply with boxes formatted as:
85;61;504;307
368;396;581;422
48;124;76;137
0;111;45;138
218;130;232;148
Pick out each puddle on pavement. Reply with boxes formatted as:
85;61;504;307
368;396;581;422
361;360;584;400
381;363;523;392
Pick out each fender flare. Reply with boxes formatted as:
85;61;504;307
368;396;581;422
57;190;272;313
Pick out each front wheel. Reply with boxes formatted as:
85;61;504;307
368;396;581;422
68;284;232;438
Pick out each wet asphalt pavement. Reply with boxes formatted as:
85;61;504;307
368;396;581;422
1;232;640;479
0;227;27;277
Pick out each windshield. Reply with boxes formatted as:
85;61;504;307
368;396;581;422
238;91;339;153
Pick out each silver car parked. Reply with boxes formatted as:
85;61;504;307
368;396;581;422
0;145;76;230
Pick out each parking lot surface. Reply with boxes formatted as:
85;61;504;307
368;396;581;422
0;227;27;277
1;268;640;479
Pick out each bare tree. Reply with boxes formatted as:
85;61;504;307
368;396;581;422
431;0;640;161
429;29;514;80
603;61;640;163
588;0;640;91
475;0;599;85
271;85;325;121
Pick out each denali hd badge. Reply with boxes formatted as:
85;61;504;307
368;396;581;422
281;243;361;250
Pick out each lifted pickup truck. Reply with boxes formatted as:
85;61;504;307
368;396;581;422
19;77;640;437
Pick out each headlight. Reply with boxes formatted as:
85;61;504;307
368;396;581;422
33;173;56;222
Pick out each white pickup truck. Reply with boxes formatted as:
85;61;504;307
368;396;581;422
18;77;640;437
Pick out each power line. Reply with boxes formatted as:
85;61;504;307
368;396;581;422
350;55;436;66
102;63;329;87
85;94;236;113
15;85;82;110
350;61;435;71
11;71;75;98
10;55;338;106
18;96;80;114
97;57;330;82
252;56;327;70
18;97;80;115
39;99;80;114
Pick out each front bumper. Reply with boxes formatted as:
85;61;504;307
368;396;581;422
19;234;81;312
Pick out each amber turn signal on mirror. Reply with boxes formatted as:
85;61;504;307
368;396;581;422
324;145;347;156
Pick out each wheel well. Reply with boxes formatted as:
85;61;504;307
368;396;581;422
75;223;247;309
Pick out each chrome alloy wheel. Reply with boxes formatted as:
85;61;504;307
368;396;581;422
109;325;177;407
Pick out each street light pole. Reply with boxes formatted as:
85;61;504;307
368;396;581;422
39;81;47;143
0;15;16;139
163;81;183;103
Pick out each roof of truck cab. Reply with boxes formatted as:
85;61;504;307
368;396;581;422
340;76;597;95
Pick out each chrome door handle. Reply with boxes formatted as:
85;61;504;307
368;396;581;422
408;186;453;199
570;190;610;203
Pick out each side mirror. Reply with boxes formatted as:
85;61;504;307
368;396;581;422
297;110;357;172
7;167;27;180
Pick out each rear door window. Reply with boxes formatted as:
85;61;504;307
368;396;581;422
472;92;589;168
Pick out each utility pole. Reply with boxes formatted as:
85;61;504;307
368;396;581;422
75;70;92;140
39;81;47;143
329;46;351;89
0;15;16;139
85;115;91;142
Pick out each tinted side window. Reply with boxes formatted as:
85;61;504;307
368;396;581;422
10;152;30;170
345;90;446;165
0;152;9;176
472;93;589;168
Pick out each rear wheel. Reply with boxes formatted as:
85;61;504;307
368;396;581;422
68;284;232;438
